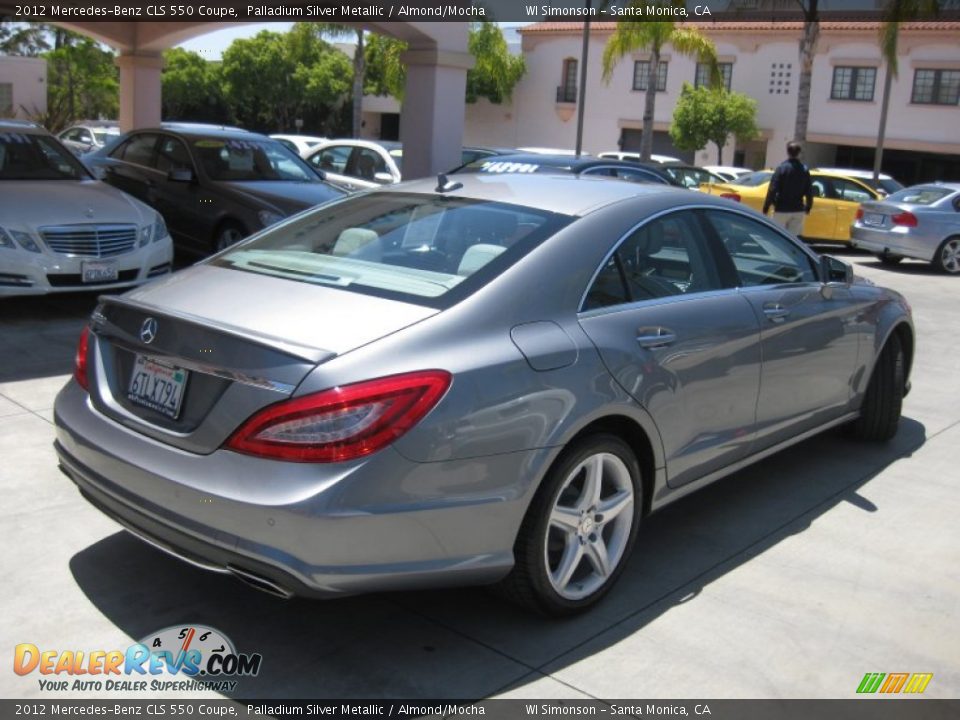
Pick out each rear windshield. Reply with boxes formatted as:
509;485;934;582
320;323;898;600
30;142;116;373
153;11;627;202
731;171;773;187
885;186;955;205
212;192;572;308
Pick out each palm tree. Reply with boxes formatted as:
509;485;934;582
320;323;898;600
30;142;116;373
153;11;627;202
316;24;365;138
601;10;719;162
793;0;820;143
874;0;939;184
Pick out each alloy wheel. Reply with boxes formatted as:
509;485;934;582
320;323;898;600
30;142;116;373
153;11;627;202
545;452;635;600
939;238;960;274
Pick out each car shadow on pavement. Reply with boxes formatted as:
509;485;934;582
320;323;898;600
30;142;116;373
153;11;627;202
0;294;101;384
68;416;926;699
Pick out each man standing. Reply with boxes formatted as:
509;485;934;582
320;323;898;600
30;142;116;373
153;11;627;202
763;141;814;235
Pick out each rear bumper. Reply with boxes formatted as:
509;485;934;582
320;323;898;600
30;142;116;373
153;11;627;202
54;381;531;598
850;224;938;262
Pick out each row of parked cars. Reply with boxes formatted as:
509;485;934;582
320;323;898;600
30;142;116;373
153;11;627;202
3;119;958;301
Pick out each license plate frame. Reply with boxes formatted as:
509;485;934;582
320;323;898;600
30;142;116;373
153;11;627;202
81;260;118;283
863;212;885;228
127;355;189;420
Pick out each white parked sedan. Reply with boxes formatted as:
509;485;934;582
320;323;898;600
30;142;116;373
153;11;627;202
0;120;173;297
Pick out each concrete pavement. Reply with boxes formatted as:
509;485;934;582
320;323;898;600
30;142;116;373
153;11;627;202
1;253;958;700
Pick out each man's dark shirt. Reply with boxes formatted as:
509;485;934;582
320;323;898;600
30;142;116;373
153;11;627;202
763;158;814;214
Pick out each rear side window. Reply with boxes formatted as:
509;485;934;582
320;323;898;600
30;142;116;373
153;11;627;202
112;133;158;167
212;192;571;308
584;211;723;310
705;210;817;287
831;177;875;203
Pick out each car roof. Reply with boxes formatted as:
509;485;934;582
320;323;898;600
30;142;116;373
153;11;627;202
126;125;265;140
378;172;707;217
0;119;44;133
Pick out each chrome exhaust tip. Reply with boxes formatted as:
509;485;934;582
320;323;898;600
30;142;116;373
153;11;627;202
227;564;295;599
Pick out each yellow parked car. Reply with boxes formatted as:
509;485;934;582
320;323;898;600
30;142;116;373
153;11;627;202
702;170;880;243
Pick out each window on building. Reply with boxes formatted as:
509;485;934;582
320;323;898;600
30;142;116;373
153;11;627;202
830;66;876;101
695;62;732;90
911;69;960;105
0;84;12;116
633;61;668;92
558;58;578;103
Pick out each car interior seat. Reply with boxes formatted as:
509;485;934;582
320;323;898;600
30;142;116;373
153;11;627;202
457;243;506;276
332;228;381;261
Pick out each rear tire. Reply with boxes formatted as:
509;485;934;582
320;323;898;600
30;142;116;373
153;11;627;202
876;253;903;266
497;434;642;616
933;236;960;275
850;332;905;442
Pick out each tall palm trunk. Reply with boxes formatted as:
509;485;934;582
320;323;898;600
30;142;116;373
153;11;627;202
640;48;660;162
794;14;819;142
873;59;894;184
352;30;365;138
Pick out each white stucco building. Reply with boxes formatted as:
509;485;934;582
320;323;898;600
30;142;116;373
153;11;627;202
0;55;47;119
442;21;960;184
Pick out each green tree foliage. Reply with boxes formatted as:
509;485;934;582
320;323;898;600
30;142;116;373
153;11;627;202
466;21;525;104
0;21;51;56
45;35;118;128
161;48;231;124
601;5;718;161
363;33;408;100
364;23;525;105
669;84;758;165
220;24;352;135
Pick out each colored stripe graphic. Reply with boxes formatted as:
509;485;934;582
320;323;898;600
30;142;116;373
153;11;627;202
880;673;909;693
857;673;885;693
904;673;934;694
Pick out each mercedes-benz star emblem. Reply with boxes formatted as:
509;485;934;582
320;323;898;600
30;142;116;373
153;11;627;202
140;318;158;345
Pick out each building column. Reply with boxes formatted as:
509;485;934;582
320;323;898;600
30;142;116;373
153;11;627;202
116;53;163;132
399;47;474;180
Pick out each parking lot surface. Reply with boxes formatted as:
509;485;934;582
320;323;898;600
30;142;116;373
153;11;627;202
2;251;958;700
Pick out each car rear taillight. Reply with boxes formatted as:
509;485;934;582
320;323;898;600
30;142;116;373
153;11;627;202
891;211;918;227
74;326;90;391
720;192;741;202
855;208;864;220
225;370;452;463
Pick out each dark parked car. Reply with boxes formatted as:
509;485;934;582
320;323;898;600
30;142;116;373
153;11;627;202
86;126;345;255
452;153;683;187
55;175;913;616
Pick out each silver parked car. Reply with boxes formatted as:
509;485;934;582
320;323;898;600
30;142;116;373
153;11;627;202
851;183;960;274
54;174;914;615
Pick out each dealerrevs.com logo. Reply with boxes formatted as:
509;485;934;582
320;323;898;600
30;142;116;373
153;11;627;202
13;625;262;693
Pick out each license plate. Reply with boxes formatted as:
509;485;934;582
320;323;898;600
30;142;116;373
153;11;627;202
863;213;885;227
81;260;118;283
127;355;188;419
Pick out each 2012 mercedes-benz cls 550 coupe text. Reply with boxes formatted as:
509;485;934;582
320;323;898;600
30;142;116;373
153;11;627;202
54;174;914;615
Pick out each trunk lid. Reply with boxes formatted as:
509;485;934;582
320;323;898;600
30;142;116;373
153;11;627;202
89;264;438;453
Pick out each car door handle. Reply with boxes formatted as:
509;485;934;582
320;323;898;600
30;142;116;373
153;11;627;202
763;303;791;322
636;327;676;348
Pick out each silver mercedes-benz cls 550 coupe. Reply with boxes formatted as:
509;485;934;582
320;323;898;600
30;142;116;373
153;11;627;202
54;174;914;615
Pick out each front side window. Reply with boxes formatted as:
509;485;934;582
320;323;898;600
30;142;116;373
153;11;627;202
584;211;723;310
633;61;668;92
831;66;876;101
911;69;960;105
193;138;316;181
348;147;389;181
155;136;194;174
310;145;351;174
213;193;571;308
704;210;817;287
695;62;732;90
0;132;89;181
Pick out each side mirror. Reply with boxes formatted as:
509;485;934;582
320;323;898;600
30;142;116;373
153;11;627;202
821;254;853;285
167;168;193;183
373;171;395;185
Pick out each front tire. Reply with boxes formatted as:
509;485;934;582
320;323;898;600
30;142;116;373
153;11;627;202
933;236;960;275
498;434;642;616
850;332;905;442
